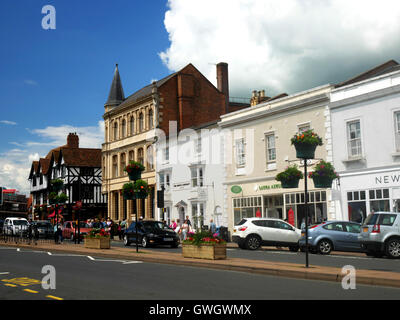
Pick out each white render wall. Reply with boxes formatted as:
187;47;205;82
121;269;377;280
330;70;400;220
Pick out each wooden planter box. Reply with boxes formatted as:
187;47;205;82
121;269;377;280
84;237;111;249
182;243;227;260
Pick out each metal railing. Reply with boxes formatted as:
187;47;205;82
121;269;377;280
0;225;56;245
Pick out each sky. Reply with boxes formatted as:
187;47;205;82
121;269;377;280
1;0;400;195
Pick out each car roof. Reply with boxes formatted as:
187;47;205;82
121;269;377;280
243;217;284;221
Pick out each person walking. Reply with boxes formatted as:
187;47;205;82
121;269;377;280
209;219;216;235
181;220;189;241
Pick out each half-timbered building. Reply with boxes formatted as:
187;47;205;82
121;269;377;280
28;133;106;220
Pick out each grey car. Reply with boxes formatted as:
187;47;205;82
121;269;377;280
358;212;400;259
299;221;362;255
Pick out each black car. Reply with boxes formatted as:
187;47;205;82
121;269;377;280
123;221;180;248
30;220;54;239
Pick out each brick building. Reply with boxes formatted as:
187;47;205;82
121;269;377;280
102;62;248;223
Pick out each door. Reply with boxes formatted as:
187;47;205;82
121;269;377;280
273;221;299;244
343;222;362;251
323;222;347;250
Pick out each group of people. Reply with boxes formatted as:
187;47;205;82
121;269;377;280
168;216;218;240
86;218;128;240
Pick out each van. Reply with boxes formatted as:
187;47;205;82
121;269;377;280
3;217;29;236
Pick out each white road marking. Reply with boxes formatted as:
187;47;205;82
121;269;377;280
0;272;10;275
87;256;95;260
47;252;52;255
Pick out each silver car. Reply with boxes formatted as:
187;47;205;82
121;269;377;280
232;217;302;251
358;212;400;259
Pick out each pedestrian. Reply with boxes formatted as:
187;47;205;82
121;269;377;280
170;219;177;230
185;215;192;227
209;219;216;235
58;223;63;244
181;220;189;240
118;221;122;240
300;218;305;230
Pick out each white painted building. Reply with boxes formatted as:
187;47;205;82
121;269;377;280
330;60;400;223
156;121;227;229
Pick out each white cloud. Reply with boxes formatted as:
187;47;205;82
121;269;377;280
0;122;104;196
160;0;400;96
0;120;17;125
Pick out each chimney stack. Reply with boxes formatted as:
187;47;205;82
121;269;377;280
216;62;229;114
67;133;79;148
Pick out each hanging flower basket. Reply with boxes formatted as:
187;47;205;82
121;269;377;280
122;182;136;200
51;179;64;192
134;179;150;199
281;179;301;189
312;176;333;188
276;165;303;189
291;130;323;159
125;161;145;181
309;160;339;189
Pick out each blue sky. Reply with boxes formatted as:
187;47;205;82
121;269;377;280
1;0;400;194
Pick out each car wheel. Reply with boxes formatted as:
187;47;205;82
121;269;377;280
245;235;261;250
289;245;299;252
142;236;149;248
300;246;306;252
123;235;130;246
317;239;333;255
386;238;400;259
238;242;246;249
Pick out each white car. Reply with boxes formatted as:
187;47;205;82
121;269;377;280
3;217;29;236
232;217;302;251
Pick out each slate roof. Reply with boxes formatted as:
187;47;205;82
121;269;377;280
105;64;125;106
335;60;400;88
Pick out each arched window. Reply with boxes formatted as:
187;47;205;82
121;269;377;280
112;155;118;178
113;122;118;141
120;153;126;176
121;119;126;138
148;109;154;129
130;116;135;135
147;145;154;170
139;112;144;132
138;148;144;166
129;150;134;162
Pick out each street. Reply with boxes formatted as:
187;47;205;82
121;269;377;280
110;240;400;273
0;246;400;300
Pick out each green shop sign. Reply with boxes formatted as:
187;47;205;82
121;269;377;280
231;185;242;194
258;184;281;191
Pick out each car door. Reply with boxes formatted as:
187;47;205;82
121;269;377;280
343;222;362;251
323;222;347;250
274;221;299;244
260;220;281;243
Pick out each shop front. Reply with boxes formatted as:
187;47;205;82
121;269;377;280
231;182;329;229
338;168;400;223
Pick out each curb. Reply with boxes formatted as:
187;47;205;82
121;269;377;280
2;242;400;289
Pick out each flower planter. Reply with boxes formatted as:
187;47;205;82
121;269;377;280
281;179;300;189
312;176;333;188
182;243;227;260
294;143;317;159
128;170;142;181
84;237;111;249
123;193;136;201
135;192;148;199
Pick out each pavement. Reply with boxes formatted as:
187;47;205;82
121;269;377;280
1;239;399;289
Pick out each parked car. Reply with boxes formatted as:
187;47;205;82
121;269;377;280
299;221;362;255
62;221;92;241
123;220;180;248
30;220;54;239
0;219;3;234
358;212;400;259
232;218;301;251
2;217;29;236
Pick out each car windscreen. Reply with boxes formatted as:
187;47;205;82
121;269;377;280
36;222;52;227
363;214;379;226
237;219;247;226
142;222;170;232
13;220;28;226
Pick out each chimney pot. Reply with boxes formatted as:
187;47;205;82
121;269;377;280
67;133;79;148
